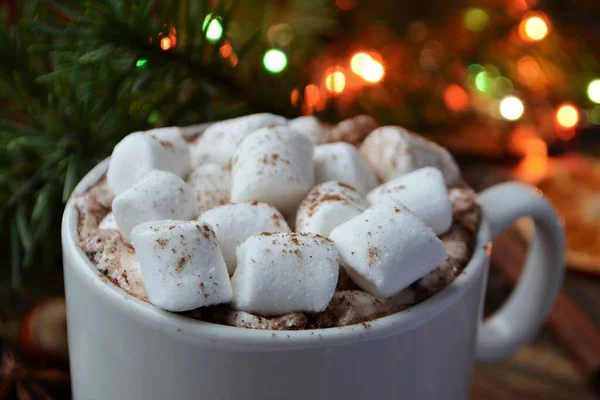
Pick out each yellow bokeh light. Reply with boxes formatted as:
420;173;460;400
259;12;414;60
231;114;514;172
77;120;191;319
325;68;346;93
556;104;579;129
350;52;372;75
520;15;549;41
499;96;524;121
361;59;384;83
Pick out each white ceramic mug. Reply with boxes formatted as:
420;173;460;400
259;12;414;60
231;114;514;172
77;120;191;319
62;159;565;400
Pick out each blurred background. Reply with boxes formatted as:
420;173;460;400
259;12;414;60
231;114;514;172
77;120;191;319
1;0;600;398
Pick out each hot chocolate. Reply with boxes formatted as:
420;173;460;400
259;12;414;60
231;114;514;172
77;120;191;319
75;114;481;330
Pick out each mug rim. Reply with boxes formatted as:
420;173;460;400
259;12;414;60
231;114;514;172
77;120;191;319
62;158;491;350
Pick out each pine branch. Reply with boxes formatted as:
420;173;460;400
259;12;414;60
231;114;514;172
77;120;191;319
0;0;337;288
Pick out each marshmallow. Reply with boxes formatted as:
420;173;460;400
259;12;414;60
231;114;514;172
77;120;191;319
359;126;460;185
367;167;452;235
99;212;118;231
288;116;330;145
231;126;314;216
131;220;232;311
112;170;195;241
326;115;378;146
231;233;339;315
296;182;368;236
314;142;379;195
107;128;191;195
330;204;446;298
190;113;287;167
197;202;291;273
186;163;231;214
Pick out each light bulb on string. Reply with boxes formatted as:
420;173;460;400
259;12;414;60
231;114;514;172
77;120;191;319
136;58;148;67
263;49;288;73
519;13;549;42
587;79;600;104
160;37;172;51
499;96;524;120
203;14;223;43
556;104;579;130
324;67;346;94
463;8;489;32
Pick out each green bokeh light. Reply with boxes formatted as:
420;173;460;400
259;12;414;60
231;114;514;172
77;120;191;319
147;110;161;124
136;58;148;67
587;79;600;104
263;49;288;73
474;71;490;92
464;8;489;32
203;14;223;43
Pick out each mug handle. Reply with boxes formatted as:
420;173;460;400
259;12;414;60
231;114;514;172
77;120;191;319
475;182;566;362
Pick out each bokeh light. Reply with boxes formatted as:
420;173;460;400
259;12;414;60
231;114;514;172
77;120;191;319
351;52;372;75
587;79;600;104
304;84;321;107
499;96;524;120
464;8;489;32
160;37;172;51
136;58;148;67
519;14;549;42
475;71;491;92
263;49;288;73
443;85;469;111
556;104;579;129
290;88;300;107
203;14;223;43
324;67;346;93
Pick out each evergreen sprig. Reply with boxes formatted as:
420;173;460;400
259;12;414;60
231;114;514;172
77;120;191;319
0;0;336;288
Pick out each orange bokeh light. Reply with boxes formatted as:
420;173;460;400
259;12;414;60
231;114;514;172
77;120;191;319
443;85;469;111
556;104;579;129
324;67;346;93
304;84;321;107
160;37;172;50
512;126;548;182
220;42;233;58
290;88;300;107
519;14;549;42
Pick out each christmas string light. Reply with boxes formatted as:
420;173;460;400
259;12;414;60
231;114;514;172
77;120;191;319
203;14;223;43
263;49;288;73
587;79;600;104
350;52;372;75
499;96;524;120
443;85;469;111
136;59;148;67
464;8;489;32
556;104;579;129
519;13;549;42
324;67;346;93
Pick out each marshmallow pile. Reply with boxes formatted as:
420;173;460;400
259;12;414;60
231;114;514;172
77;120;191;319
103;114;462;317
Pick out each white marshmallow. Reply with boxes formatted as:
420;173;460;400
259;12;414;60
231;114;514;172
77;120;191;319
231;233;339;315
288;116;330;145
230;126;314;216
367;167;452;235
359;126;460;185
112;170;195;241
197;202;291;274
186;163;231;214
99;212;118;231
296;182;368;236
330;204;446;298
327;115;378;145
190;113;287;167
314;142;379;195
107;128;191;195
131;220;232;312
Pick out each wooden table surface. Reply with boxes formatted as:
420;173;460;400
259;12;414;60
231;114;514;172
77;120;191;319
464;160;600;399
